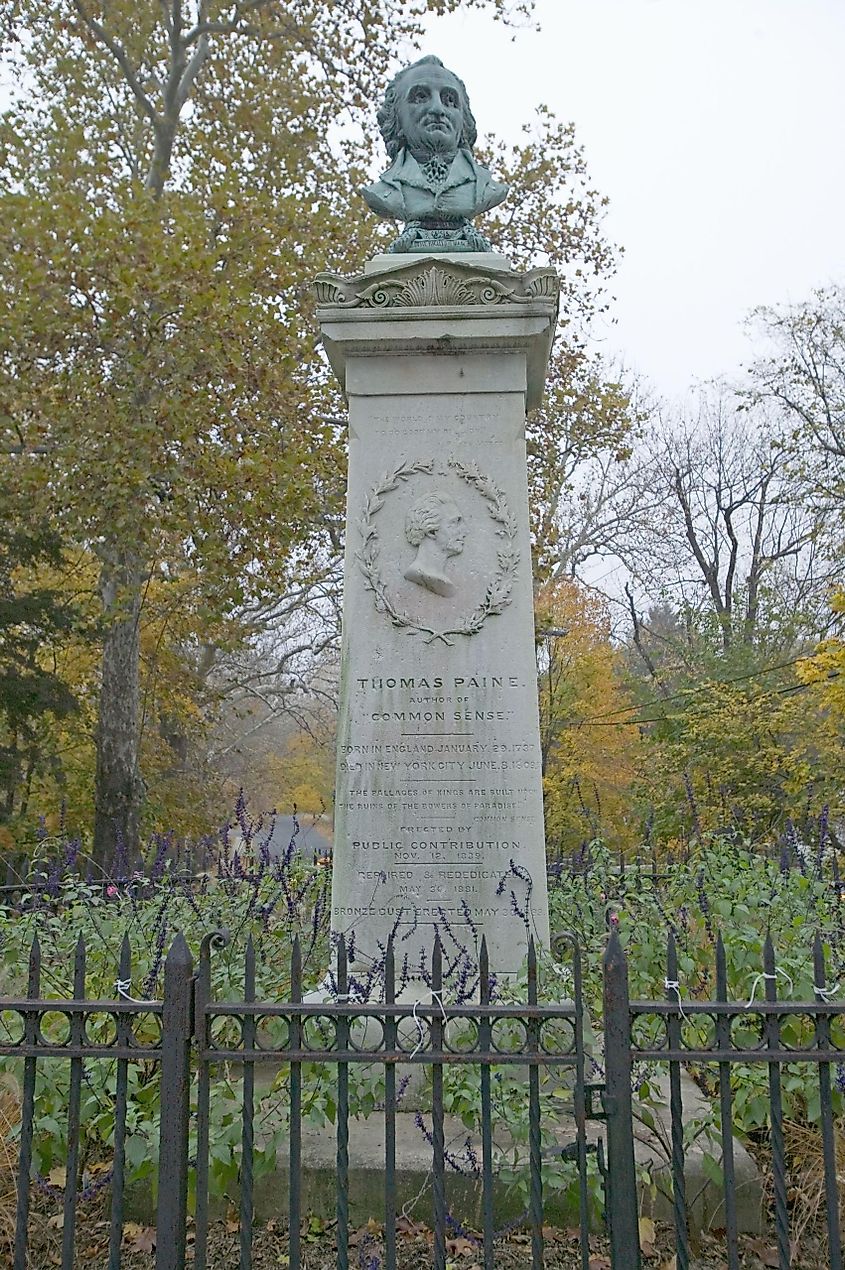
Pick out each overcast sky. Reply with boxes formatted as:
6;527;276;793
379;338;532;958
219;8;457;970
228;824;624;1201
410;0;845;399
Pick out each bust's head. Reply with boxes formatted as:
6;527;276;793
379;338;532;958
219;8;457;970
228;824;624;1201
405;491;466;557
377;56;478;161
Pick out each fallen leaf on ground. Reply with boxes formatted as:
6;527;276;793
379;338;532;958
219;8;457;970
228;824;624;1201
446;1234;477;1255
349;1217;383;1247
396;1215;428;1237
747;1239;781;1267
639;1214;658;1256
128;1225;156;1253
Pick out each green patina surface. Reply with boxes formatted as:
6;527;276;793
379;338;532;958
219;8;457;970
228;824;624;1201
361;56;508;254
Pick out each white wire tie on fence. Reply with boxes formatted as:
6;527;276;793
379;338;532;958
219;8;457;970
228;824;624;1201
663;978;690;1023
744;967;794;1009
114;978;158;1006
408;990;448;1060
409;1000;425;1060
813;982;841;1002
431;990;448;1023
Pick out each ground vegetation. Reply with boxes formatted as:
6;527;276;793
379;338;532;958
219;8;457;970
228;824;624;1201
0;819;842;1265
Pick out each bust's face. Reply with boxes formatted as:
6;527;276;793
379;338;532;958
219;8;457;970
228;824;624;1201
396;63;464;157
433;498;466;557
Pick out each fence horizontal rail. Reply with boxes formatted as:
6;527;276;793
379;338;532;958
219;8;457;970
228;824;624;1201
0;1043;161;1059
204;1000;578;1019
627;1046;845;1063
199;1046;580;1065
631;999;845;1017
0;997;163;1014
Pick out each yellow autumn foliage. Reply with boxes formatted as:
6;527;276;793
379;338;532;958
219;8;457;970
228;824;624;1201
537;578;639;857
262;732;335;818
797;590;845;721
636;616;845;843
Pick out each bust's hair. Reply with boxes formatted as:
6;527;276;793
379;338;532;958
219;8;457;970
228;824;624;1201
377;55;477;161
405;490;459;547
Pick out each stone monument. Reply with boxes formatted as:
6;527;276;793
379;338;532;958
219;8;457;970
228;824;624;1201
316;56;558;978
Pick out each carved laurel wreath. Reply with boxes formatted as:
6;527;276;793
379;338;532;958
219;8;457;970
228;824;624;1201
358;457;519;645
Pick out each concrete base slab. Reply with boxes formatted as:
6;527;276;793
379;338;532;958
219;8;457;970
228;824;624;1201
251;1077;761;1234
629;1072;762;1234
127;1076;761;1235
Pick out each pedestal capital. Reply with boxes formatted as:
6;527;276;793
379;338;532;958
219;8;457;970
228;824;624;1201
316;255;559;412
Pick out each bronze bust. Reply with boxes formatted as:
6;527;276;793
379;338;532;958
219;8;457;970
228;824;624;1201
361;56;508;254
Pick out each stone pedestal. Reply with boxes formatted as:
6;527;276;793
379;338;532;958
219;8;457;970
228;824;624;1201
316;255;558;976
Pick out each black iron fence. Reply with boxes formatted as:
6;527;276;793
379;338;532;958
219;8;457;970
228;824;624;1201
2;929;845;1269
605;928;845;1270
191;931;597;1270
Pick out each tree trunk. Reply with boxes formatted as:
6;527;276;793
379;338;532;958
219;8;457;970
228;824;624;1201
93;552;144;870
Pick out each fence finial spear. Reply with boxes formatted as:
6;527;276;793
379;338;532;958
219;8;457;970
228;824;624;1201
527;934;538;1007
74;933;86;992
384;935;395;1001
666;929;678;980
28;934;41;995
715;931;727;998
812;930;826;989
337;933;347;990
432;933;442;988
165;930;193;969
603;925;625;970
291;935;302;999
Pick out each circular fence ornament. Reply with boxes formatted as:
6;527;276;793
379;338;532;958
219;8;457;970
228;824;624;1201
357;457;519;645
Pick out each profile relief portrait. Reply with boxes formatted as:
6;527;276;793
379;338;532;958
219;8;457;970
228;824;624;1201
403;491;467;598
361;55;508;254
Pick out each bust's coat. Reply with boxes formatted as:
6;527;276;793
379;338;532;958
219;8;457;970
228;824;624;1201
362;148;508;223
